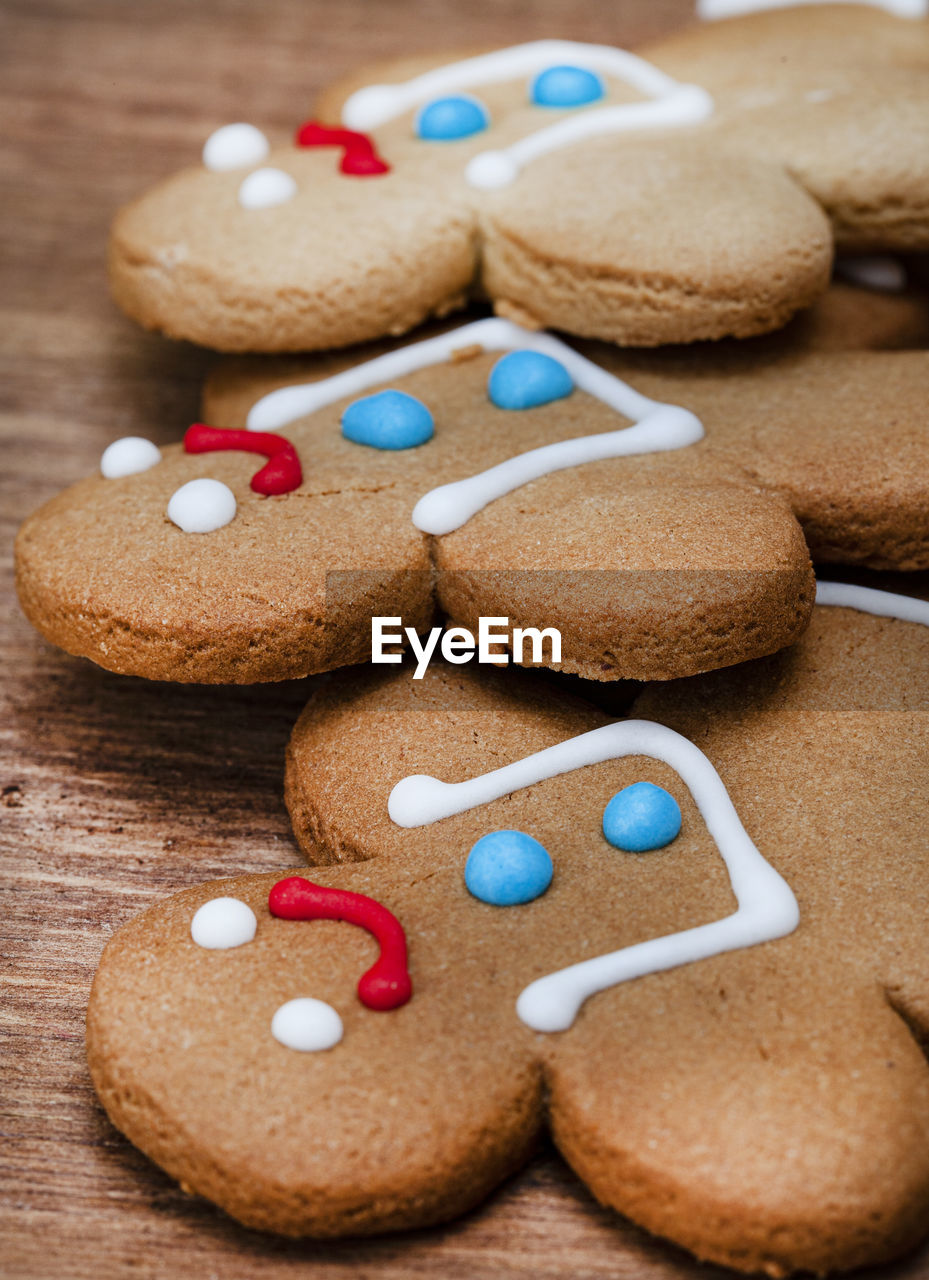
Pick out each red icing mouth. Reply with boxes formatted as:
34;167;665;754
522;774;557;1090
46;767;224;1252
183;424;303;495
295;120;390;176
269;876;412;1011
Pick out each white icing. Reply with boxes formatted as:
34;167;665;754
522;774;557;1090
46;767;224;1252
271;997;344;1051
100;436;161;479
389;720;799;1032
190;897;257;949
202;123;270;172
344;41;707;128
340;41;713;190
698;0;927;17
465;89;713;189
167;477;237;533
815;579;929;627
247;318;704;534
237;167;297;210
834;255;907;294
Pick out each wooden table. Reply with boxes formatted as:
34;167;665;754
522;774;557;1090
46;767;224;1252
2;2;928;1276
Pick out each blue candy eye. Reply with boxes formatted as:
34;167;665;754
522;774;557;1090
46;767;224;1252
464;830;553;906
530;65;606;109
341;390;434;450
602;783;682;852
487;350;574;410
415;94;490;140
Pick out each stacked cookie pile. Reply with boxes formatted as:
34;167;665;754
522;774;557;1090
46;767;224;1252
14;5;929;1275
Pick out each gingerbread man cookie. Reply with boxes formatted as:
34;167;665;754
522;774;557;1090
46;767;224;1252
87;583;929;1274
16;318;819;684
110;9;929;353
17;315;929;683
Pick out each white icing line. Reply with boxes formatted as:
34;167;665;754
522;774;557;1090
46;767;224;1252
412;404;701;535
246;318;704;534
340;40;713;189
815;580;929;627
342;41;696;129
465;87;713;189
389;720;799;1032
698;0;927;17
248;320;667;429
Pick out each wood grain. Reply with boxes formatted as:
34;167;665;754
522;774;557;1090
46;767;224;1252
1;2;927;1276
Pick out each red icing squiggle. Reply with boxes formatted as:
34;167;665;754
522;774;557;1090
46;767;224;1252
295;120;390;176
184;424;302;496
268;876;412;1011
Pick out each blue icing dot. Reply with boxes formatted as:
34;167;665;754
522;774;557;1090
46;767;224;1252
530;65;606;108
488;350;574;411
341;390;434;450
464;830;553;906
415;94;490;140
602;782;682;853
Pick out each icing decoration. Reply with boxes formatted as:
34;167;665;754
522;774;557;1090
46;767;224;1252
100;436;161;479
487;350;574;410
269;877;412;1012
464;830;554;906
389;720;799;1032
835;255;907;294
815;579;929;627
237;167;297;210
295;120;390;176
246;318;704;536
190;896;258;949
698;0;927;18
530;65;606;108
602;781;682;852
202;123;270;172
339;41;713;190
415;94;490;140
184;423;302;495
271;997;343;1052
341;390;435;450
167;478;236;533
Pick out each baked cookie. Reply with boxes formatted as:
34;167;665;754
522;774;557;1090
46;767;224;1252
646;4;929;252
18;314;929;683
86;583;929;1274
16;318;819;685
787;259;929;351
110;12;929;354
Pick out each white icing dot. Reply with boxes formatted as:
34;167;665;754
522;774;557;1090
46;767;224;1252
238;167;297;210
100;436;161;479
202;122;270;172
190;897;257;949
465;150;519;190
271;997;343;1052
835;255;907;294
167;477;237;533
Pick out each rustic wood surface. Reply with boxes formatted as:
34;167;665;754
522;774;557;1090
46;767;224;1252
2;2;928;1277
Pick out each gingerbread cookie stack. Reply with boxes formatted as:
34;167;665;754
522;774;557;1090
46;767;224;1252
15;2;929;1275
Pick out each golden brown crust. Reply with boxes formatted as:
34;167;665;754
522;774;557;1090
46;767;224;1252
89;604;929;1269
17;345;826;684
109;13;929;353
